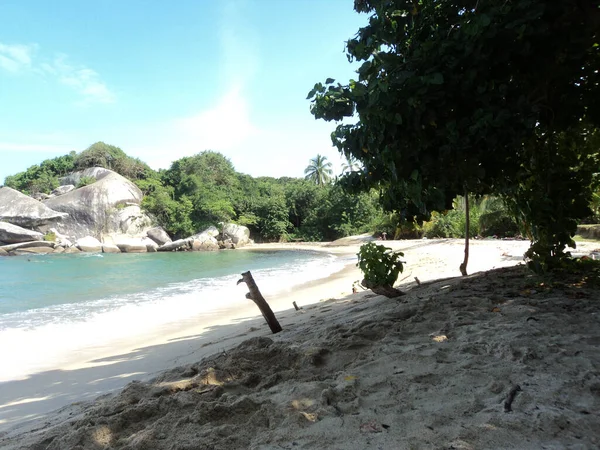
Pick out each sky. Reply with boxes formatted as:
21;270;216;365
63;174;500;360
0;0;367;184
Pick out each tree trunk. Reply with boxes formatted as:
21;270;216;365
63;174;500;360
361;279;405;298
459;190;470;276
237;271;282;334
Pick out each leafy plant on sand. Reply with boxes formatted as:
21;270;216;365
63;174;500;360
357;242;405;298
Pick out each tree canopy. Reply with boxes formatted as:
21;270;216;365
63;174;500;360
309;0;600;268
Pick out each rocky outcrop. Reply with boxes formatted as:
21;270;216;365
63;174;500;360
51;185;75;196
191;227;220;251
0;221;44;244
158;238;192;252
43;168;154;241
114;237;148;253
76;236;103;253
0;187;68;228
0;241;54;252
59;167;113;186
222;223;250;246
47;228;73;248
102;243;121;253
147;227;172;246
0;247;8;256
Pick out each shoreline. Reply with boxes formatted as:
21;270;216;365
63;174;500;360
2;237;599;441
0;245;361;433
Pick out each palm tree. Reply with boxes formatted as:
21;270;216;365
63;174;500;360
341;154;361;173
304;154;333;186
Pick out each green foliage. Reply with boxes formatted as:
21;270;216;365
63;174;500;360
4;152;75;195
43;232;57;242
74;142;151;180
309;0;600;271
422;195;518;238
357;242;404;288
77;176;96;188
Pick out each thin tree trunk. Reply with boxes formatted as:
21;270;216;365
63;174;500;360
237;271;282;334
459;190;470;276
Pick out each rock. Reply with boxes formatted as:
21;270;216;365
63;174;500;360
43;168;154;241
143;238;158;252
0;241;55;252
59;167;113;186
158;238;192;252
53;246;65;254
32;192;51;201
0;221;44;244
102;243;121;253
0;187;68;228
0;248;8;256
76;236;103;253
64;246;81;254
47;228;72;248
192;226;219;239
189;226;220;251
51;185;75;196
222;223;250;247
114;237;148;253
146;227;172;246
192;238;219;251
13;247;53;255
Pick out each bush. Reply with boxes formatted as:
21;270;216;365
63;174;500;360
77;176;96;188
357;242;404;288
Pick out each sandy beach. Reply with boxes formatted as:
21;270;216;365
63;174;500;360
1;237;600;449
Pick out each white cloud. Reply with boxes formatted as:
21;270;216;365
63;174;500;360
0;42;115;104
0;43;37;72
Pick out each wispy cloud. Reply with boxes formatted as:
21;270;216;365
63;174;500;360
0;41;115;104
40;54;116;104
0;43;37;72
0;141;74;153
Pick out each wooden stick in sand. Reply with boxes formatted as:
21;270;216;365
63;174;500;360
237;271;282;334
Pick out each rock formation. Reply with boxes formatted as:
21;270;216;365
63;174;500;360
43;168;154;242
0;187;68;228
0;221;44;244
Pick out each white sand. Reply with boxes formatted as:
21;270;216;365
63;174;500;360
1;238;599;449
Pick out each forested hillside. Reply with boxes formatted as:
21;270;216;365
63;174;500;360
3;142;388;242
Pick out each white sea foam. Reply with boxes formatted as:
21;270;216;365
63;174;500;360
0;251;346;381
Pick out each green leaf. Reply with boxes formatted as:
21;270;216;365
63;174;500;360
325;78;335;84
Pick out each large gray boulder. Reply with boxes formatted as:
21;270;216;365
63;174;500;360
222;223;250;247
76;236;102;253
158;238;192;252
0;187;68;228
0;221;44;244
147;227;172;246
114;236;148;253
44;168;154;241
0;241;54;252
51;185;75;196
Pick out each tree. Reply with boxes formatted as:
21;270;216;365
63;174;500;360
309;0;600;272
304;154;333;186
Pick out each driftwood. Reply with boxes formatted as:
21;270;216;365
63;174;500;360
237;271;282;334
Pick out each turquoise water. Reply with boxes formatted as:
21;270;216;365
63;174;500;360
0;250;345;380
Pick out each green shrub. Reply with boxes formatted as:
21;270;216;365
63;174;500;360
44;232;57;242
479;210;519;237
357;242;404;288
77;176;96;188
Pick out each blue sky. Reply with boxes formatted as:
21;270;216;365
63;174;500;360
0;0;366;184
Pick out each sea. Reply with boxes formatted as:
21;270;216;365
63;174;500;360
0;249;347;381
